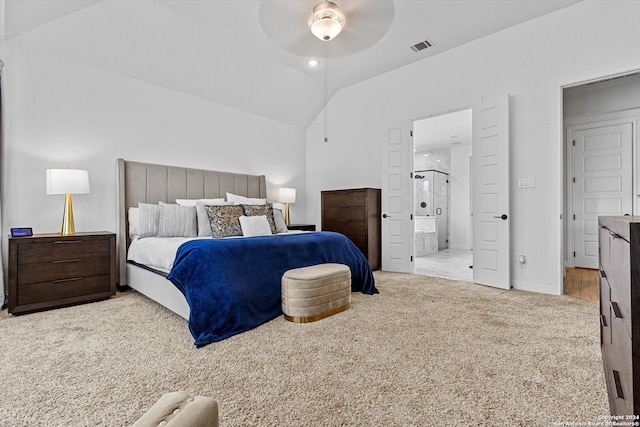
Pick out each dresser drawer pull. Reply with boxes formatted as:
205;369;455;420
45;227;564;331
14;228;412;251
600;314;608;328
337;219;349;222
52;277;83;283
52;240;84;244
611;301;624;319
613;369;625;399
52;258;83;264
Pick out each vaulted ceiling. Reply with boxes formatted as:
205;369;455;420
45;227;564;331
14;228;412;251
2;0;582;128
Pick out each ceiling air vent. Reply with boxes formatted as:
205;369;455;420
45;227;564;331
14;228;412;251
410;39;434;53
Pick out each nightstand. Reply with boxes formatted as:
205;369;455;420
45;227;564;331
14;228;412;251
287;224;316;231
8;232;116;315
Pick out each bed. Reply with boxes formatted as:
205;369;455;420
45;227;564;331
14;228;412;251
116;159;377;347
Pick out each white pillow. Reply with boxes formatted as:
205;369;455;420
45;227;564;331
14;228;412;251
176;198;227;207
158;202;197;238
137;202;160;238
273;208;288;233
128;207;140;238
196;200;234;237
226;192;266;206
239;215;272;237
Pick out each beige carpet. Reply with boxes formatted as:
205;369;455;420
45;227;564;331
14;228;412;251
0;271;608;426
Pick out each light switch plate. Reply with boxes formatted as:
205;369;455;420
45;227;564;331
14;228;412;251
518;178;535;188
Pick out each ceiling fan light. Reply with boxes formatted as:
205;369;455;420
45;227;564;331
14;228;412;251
308;1;345;41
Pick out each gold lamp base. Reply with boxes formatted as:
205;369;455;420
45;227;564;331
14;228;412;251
60;193;76;235
284;202;291;226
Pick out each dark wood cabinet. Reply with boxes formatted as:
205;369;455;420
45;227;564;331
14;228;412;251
8;232;116;314
322;188;381;270
598;216;640;416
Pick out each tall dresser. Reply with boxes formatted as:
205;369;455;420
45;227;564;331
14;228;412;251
321;188;381;270
598;216;640;416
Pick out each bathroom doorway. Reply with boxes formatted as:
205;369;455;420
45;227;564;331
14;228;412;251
413;109;473;281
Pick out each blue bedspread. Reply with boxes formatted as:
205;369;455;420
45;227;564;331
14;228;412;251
166;231;377;347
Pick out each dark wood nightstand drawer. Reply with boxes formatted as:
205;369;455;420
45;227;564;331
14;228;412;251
17;238;110;264
18;275;111;305
287;224;316;231
17;257;110;285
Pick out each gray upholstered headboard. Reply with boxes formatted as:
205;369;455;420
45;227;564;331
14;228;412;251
116;158;267;286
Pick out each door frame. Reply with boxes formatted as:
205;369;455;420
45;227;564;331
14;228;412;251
405;97;509;287
564;112;640;269
411;103;478;272
556;67;640;295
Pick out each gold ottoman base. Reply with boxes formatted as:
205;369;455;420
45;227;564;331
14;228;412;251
282;263;351;323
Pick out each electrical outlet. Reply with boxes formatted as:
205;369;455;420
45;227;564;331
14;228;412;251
518;255;527;267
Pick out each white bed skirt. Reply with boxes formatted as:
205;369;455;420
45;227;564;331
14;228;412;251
127;263;190;320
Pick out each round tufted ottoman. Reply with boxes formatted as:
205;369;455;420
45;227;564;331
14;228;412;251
281;263;351;323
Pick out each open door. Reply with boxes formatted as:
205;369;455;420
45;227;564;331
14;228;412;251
472;95;510;289
381;120;414;272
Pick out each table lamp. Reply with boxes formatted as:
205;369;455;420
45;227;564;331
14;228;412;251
278;187;296;226
46;168;90;235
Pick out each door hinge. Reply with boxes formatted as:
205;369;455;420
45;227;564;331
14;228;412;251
410;214;413;220
410;130;413;137
572;140;575;146
410;255;414;262
573;214;576;220
410;172;413;179
572;177;575;183
573;251;576;257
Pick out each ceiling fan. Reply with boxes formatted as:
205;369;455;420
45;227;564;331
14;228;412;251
258;0;395;58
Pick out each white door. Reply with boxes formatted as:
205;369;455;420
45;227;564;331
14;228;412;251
472;95;510;289
571;122;633;269
381;120;414;272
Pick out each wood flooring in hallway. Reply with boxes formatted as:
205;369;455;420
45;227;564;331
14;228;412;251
563;267;599;303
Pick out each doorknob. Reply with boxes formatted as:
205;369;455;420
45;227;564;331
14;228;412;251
383;214;391;218
493;214;508;220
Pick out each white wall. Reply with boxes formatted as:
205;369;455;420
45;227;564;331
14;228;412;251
306;1;640;294
1;40;306;256
449;145;472;250
564;73;640;119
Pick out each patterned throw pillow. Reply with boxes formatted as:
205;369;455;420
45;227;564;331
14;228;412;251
242;204;277;234
205;205;245;238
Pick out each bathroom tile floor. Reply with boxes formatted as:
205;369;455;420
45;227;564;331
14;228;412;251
414;249;473;282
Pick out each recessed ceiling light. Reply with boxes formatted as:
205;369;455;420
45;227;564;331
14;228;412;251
308;59;319;67
423;154;429;157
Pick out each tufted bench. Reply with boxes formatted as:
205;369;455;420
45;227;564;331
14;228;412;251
132;391;218;427
281;263;351;323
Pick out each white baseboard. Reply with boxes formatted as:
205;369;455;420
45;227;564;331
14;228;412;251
512;280;558;295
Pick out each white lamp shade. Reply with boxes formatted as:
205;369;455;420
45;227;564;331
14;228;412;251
278;187;296;204
46;169;90;195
